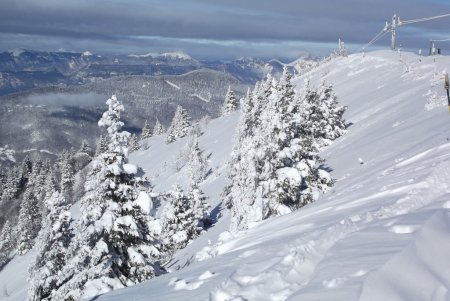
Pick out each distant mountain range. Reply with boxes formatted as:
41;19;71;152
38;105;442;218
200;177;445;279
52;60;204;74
0;49;316;165
0;49;306;96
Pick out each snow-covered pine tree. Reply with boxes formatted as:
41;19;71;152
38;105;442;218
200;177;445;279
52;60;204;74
95;135;108;156
79;140;91;155
27;160;47;201
0;172;6;199
59;152;74;202
19;155;33;190
166;105;191;143
227;71;336;232
257;69;328;216
52;95;160;300
187;182;212;230
129;134;140;152
187;140;208;184
0;167;20;202
160;185;206;253
226;75;274;232
43;171;57;201
140;120;152;140
306;81;347;147
28;190;73;301
153;119;165;136
16;190;42;255
221;86;239;115
0;220;14;268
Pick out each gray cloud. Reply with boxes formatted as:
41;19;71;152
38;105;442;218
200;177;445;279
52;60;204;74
0;0;449;59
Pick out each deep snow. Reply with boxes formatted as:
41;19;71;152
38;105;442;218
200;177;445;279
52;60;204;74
2;50;450;301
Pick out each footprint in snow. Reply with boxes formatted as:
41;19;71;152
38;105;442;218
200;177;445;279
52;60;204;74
168;277;205;290
198;270;217;280
350;269;368;277
322;277;347;288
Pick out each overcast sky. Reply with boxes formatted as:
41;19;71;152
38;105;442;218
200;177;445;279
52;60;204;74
0;0;449;60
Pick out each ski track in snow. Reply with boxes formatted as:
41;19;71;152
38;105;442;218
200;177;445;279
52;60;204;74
211;146;450;300
191;94;210;102
164;80;181;90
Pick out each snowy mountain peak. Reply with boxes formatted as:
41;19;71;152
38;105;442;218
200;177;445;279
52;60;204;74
160;51;193;60
82;51;93;57
9;48;26;57
128;51;194;61
128;52;158;58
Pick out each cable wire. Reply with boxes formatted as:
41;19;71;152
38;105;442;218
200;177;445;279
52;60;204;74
400;13;450;25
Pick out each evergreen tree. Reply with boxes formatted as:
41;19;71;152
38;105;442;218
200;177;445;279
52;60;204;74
129;134;140;152
79;140;91;155
226;75;274;232
187;182;212;230
0;220;14;268
27;160;45;196
19;155;33;190
140;120;153;140
0;220;13;251
0;167;20;202
52;95;160;300
187;140;208;184
304;81;347;147
160;184;209;253
59;153;74;202
260;69;333;216
17;190;42;255
226;71;336;232
28;190;73;301
221;86;239;115
0;172;6;198
153;119;165;136
166;106;191;143
95;135;108;156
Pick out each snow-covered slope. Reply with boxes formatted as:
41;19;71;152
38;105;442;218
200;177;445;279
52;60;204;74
97;51;450;300
3;50;450;301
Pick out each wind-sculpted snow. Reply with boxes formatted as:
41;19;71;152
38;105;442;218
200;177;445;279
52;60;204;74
3;50;450;301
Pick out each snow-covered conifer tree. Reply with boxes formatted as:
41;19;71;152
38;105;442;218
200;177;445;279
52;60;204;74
52;95;160;300
166;106;191;143
259;70;329;216
27;160;48;205
226;75;274;231
0;220;13;251
28;190;73;301
19;155;33;190
129;134;140;152
153;119;165;135
140;120;152;140
227;71;336;232
79;140;91;155
305;81;347;147
160;184;208;253
17;190;42;255
221;86;239;115
0;220;14;268
95;135;108;156
0;167;20;202
187;183;212;230
188;140;208;184
59;153;74;202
